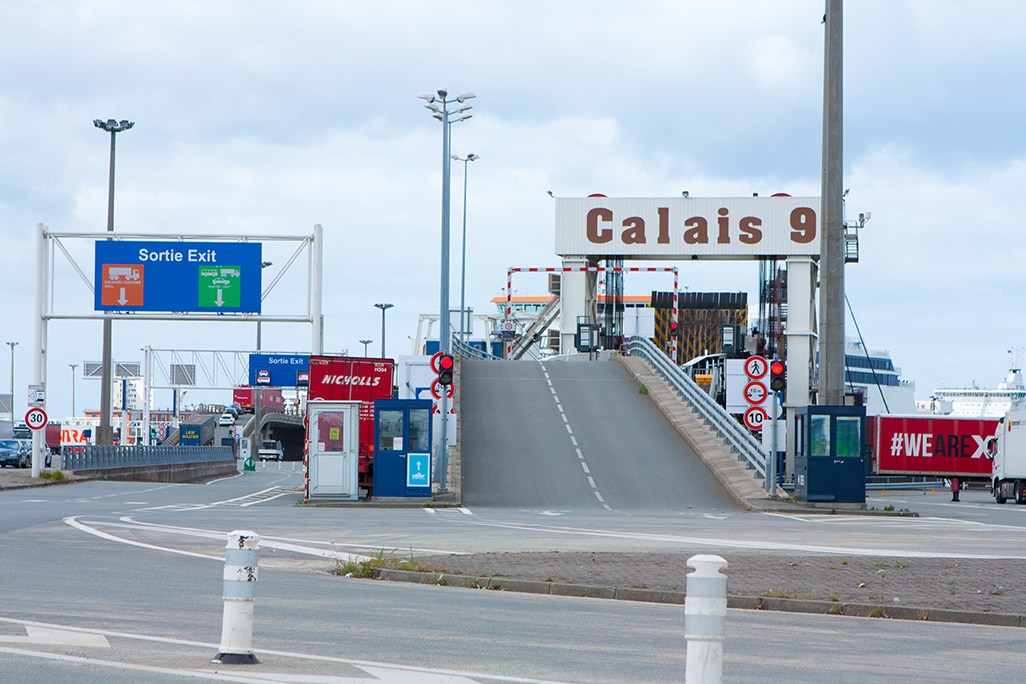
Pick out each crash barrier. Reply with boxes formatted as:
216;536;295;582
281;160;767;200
685;554;728;684
212;530;261;665
60;444;235;471
627;337;766;479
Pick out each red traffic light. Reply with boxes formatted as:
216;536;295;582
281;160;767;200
769;359;786;392
437;353;455;386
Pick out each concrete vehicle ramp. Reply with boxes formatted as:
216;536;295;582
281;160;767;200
459;357;739;511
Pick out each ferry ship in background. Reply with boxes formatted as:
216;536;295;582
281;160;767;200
925;349;1026;419
843;339;919;416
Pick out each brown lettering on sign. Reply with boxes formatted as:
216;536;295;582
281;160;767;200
739;216;762;244
657;206;670;244
790;207;816;243
622;216;645;244
717;208;730;244
586;207;614;243
683;216;708;244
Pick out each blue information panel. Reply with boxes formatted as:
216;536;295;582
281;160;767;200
406;453;431;489
94;241;262;313
249;354;310;387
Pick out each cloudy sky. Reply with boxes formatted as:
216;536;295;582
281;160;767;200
2;1;1025;419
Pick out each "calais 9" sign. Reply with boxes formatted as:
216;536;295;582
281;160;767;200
554;196;820;259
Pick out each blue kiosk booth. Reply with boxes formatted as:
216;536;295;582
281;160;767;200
793;404;867;504
373;399;433;498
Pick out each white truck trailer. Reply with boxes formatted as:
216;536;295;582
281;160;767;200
989;408;1026;504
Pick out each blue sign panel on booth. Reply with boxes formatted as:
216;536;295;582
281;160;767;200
406;453;431;489
249;354;310;387
94;241;262;313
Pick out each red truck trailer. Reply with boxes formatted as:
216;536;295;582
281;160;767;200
870;415;999;478
307;356;394;490
232;386;284;413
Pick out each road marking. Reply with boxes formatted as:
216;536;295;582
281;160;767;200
0;626;109;648
456;518;1026;560
0;617;580;684
539;362;612;512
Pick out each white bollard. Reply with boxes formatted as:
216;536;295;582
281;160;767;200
685;554;728;684
212;530;260;665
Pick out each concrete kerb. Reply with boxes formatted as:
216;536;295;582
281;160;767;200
369;568;1026;627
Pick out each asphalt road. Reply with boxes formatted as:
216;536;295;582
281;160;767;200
3;356;1026;681
460;357;736;511
2;468;1026;681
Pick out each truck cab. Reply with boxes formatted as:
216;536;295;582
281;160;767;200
257;439;283;461
990;409;1026;504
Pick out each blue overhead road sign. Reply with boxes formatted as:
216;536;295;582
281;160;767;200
94;241;262;313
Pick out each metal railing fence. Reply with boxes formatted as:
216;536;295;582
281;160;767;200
60;445;235;471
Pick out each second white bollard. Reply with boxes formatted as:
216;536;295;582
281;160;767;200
212;530;260;665
685;554;728;684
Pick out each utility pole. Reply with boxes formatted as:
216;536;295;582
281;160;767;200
818;0;845;405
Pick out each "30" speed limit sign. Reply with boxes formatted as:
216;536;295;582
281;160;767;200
24;407;47;430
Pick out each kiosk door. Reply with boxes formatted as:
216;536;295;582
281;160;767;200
373;399;433;498
307;401;360;500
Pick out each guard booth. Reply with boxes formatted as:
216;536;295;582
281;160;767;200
306;400;360;501
373;399;433;498
793;405;867;504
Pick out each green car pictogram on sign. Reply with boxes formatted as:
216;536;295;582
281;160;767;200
199;266;241;308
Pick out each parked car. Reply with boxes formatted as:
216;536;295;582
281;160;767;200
0;439;28;468
218;412;236;426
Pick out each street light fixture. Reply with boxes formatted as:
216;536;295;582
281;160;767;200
451;152;479;341
359;340;373;357
93;117;134;446
6;341;17;419
418;88;475;493
69;364;78;417
373;303;394;358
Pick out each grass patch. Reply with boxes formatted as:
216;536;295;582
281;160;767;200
638;382;648;395
869;607;887;618
332;548;433;578
39;470;66;482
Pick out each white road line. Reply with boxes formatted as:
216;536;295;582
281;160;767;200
0;617;574;684
63;516;223;561
458;518;1026;559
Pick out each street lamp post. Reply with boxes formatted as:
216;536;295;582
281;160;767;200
418;88;475;493
69;363;78;417
451;153;479;341
93;118;134;446
359;339;373;357
256;261;273;351
6;341;17;419
373;304;393;358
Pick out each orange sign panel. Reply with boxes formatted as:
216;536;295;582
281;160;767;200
101;263;145;307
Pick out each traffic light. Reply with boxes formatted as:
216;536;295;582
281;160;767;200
669;319;679;337
437;353;455;386
769;359;786;392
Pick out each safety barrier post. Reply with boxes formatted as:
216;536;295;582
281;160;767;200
212;530;260;664
685;554;727;684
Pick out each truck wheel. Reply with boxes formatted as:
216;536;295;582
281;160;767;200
996;483;1007;504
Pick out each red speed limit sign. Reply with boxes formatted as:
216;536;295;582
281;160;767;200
743;406;767;431
25;407;48;430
